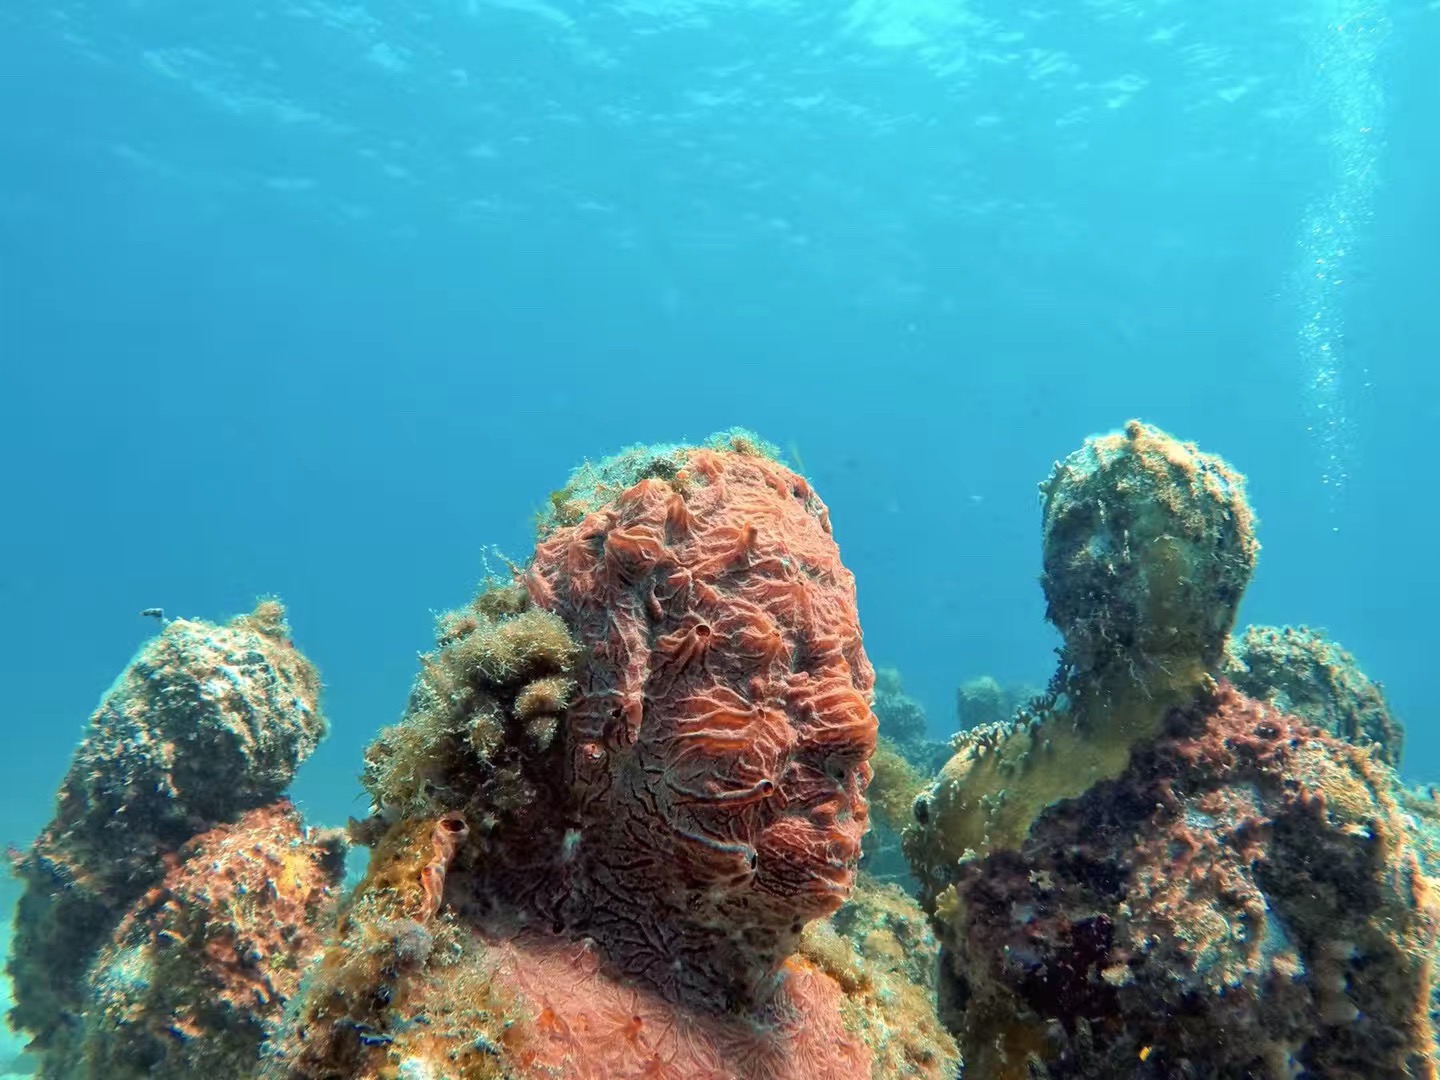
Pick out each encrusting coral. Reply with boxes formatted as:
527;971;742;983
7;599;329;1055
43;802;345;1079
260;810;512;1079
267;432;958;1079
938;685;1439;1078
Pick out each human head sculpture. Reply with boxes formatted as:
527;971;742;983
526;442;878;1002
904;421;1259;870
1040;418;1258;694
361;435;878;1011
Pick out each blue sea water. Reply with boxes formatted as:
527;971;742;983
0;0;1437;1066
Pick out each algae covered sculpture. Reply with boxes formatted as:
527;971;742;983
267;432;957;1078
906;419;1258;869
940;684;1438;1077
17;417;1430;1080
56;802;345;1078
7;600;344;1078
903;420;1440;1077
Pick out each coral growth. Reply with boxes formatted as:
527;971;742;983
262;811;512;1079
1227;623;1403;765
932;685;1439;1078
799;875;960;1077
469;938;873;1079
45;802;345;1079
7;600;327;1050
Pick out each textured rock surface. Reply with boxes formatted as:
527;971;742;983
46;803;344;1079
1227;623;1403;765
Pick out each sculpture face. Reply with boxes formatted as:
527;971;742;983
529;450;876;932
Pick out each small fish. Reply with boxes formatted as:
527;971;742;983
140;607;166;622
342;1020;394;1047
787;443;808;476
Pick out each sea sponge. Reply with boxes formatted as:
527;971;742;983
1226;624;1402;765
523;444;878;1007
7;600;327;1049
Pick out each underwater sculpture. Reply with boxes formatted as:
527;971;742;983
905;419;1259;868
5;434;955;1080
56;802;345;1077
14;420;1434;1079
904;420;1440;1077
266;433;957;1078
6;601;343;1077
933;684;1438;1077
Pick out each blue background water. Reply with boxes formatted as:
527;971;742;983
1;0;1436;888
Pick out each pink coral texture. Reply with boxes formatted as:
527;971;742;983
525;447;878;1008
